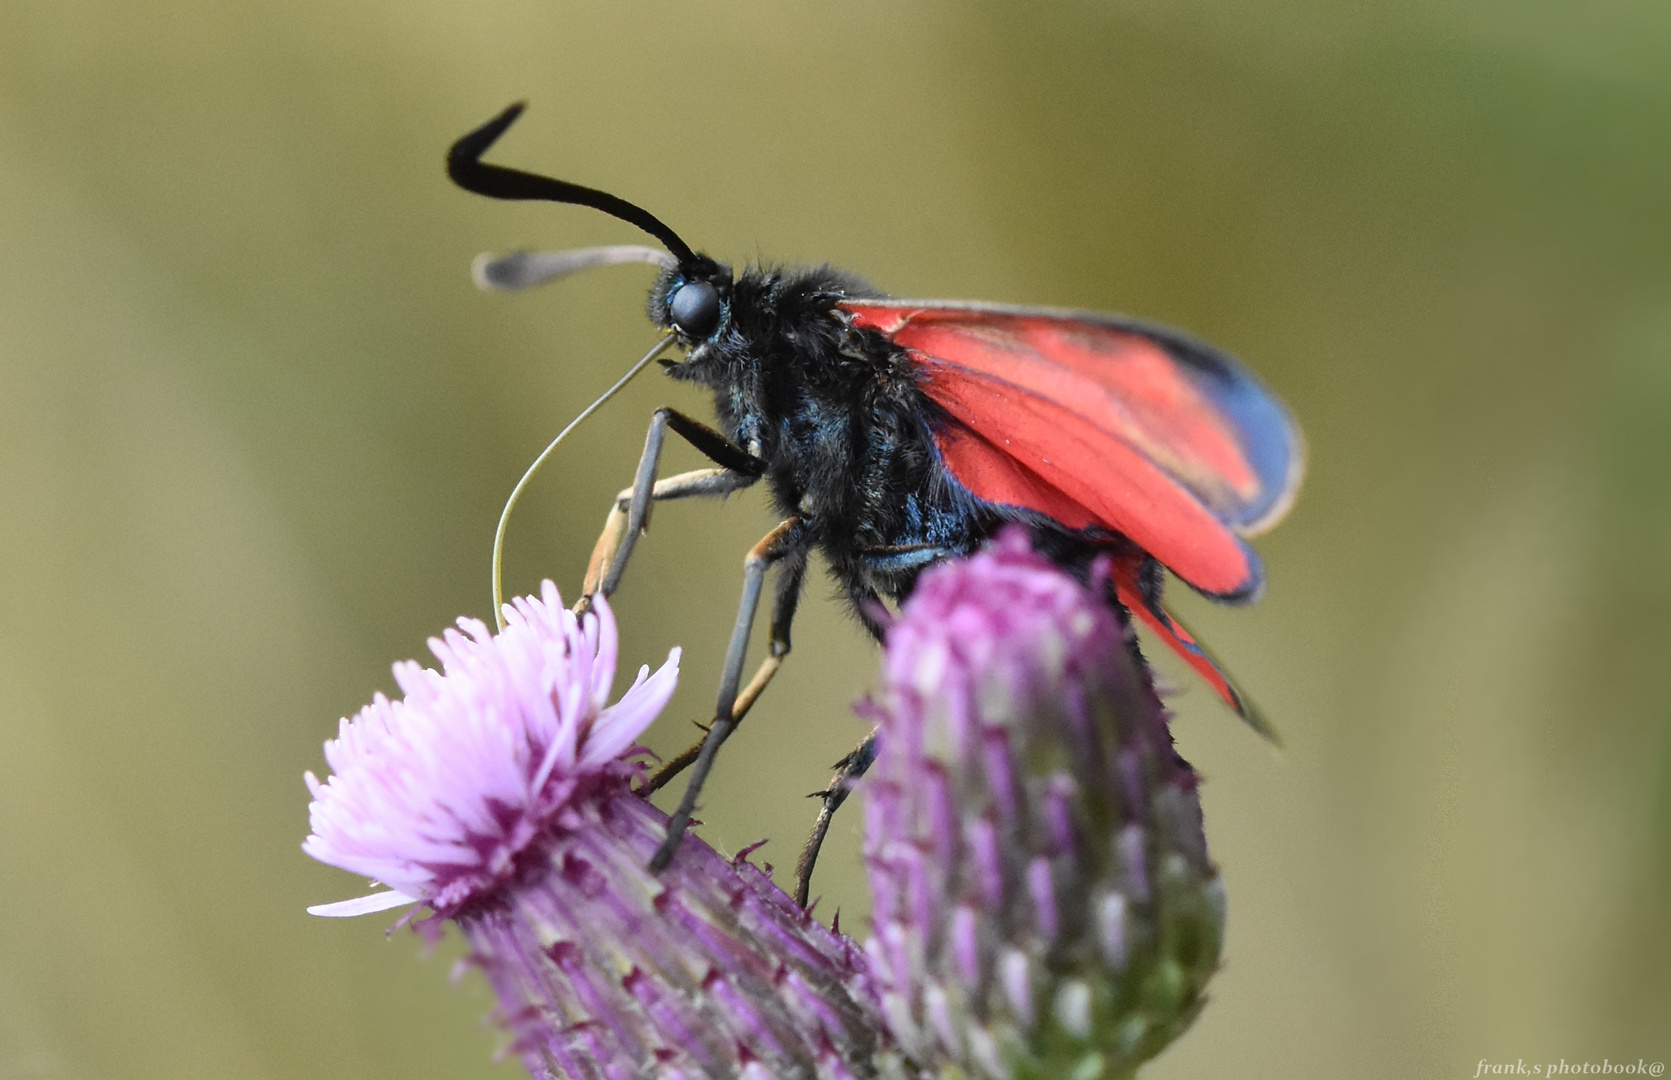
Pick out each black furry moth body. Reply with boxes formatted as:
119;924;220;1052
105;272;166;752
447;104;1303;904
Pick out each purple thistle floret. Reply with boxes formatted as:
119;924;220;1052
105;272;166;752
304;583;679;913
304;584;901;1080
861;529;1224;1080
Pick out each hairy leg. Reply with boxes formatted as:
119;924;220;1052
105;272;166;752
575;407;762;613
650;518;811;871
794;728;879;908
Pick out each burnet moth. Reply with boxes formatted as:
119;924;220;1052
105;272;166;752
447;104;1304;904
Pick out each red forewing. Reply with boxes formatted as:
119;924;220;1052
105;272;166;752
1107;554;1276;737
842;300;1303;600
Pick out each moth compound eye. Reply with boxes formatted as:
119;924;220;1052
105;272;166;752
669;281;722;339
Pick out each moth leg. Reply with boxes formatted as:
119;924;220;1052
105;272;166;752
583;468;755;595
845;581;891;641
640;544;807;795
577;407;762;611
794;728;879;908
651;517;811;871
731;540;808;725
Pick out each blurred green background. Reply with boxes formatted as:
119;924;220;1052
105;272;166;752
3;1;1668;1077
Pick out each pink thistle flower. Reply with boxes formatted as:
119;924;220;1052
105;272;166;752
303;583;900;1080
304;582;678;915
861;529;1224;1079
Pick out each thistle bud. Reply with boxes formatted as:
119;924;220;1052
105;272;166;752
304;584;895;1080
862;530;1224;1080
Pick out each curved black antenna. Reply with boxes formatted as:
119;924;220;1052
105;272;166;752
447;103;699;268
